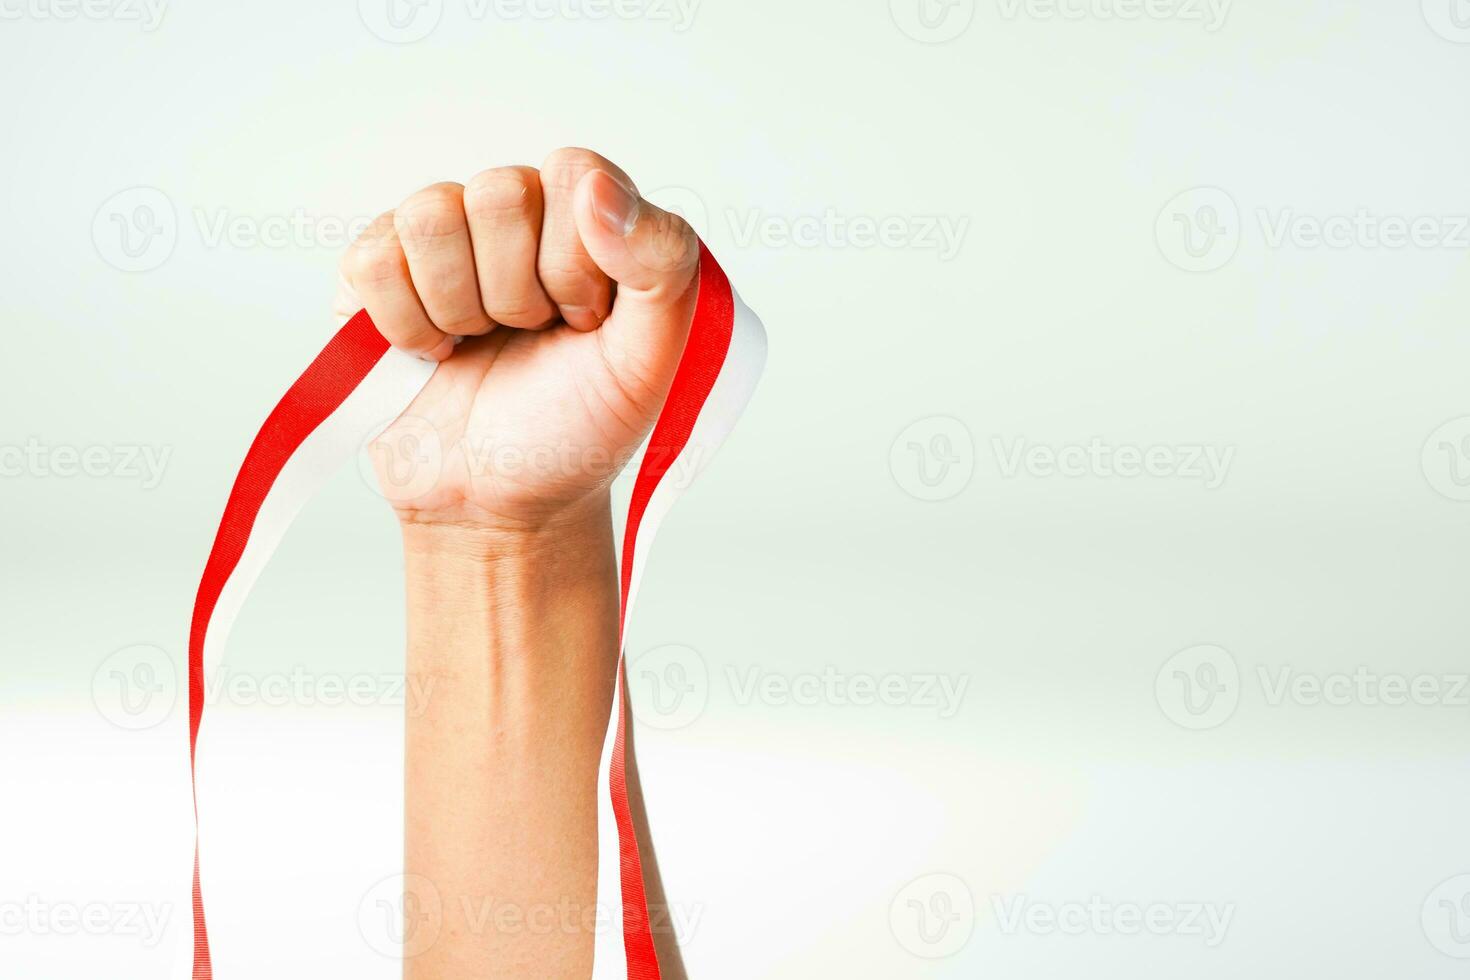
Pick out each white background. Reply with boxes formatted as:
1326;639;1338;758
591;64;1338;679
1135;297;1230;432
4;0;1470;977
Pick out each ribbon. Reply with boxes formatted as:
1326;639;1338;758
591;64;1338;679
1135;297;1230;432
184;242;766;979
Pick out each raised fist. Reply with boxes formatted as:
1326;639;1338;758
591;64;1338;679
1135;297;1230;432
336;147;700;530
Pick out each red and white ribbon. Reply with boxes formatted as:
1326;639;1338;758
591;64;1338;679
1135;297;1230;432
183;242;765;979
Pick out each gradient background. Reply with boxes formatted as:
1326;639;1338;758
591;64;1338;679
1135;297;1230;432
4;0;1470;976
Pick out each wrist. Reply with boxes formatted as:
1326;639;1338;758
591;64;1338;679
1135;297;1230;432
400;493;619;668
399;492;614;566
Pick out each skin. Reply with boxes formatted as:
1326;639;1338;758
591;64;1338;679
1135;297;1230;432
334;148;699;978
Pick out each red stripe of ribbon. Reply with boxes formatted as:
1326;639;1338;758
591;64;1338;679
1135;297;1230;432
613;244;737;979
188;313;391;979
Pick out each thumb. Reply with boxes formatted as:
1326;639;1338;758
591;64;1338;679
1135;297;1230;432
572;169;701;396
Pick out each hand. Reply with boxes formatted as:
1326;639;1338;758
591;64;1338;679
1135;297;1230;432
336;147;701;532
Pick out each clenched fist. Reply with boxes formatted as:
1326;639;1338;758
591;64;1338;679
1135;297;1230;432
336;147;700;531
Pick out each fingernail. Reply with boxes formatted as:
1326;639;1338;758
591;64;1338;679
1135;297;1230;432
591;171;640;237
422;336;456;362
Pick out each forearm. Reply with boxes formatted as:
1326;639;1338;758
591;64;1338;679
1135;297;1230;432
402;499;619;978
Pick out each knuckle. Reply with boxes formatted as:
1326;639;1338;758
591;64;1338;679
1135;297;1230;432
464;166;538;218
397;327;441;353
639;209;701;278
536;250;598;288
344;210;398;273
440;312;494;336
354;210;398;246
395;182;466;242
540;146;604;191
485;298;554;328
348;235;407;287
416;264;472;302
